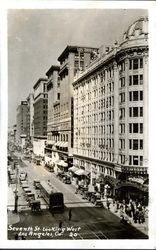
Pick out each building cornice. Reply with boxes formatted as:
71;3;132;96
46;65;60;78
33;77;48;90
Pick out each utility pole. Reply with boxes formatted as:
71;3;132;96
14;162;19;213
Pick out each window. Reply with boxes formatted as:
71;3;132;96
133;156;138;165
140;91;143;101
140;156;143;166
129;107;132;117
129;155;132;165
133;59;138;70
129;139;132;149
140;107;143;117
133;91;139;101
133;123;138;133
140;75;143;84
140;58;143;68
129;123;132;133
140;123;143;133
129;59;132;70
133;75;138;85
57;93;60;100
133;140;138;150
129;92;132;101
140;140;143;149
129;76;132;86
133;107;138;117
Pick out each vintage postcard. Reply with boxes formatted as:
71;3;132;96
0;0;156;249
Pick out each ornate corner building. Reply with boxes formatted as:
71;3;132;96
73;17;148;203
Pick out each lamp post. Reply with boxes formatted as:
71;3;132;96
13;162;19;213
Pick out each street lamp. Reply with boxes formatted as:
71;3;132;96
13;163;19;213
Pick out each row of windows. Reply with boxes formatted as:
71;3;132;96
48;134;68;142
76;74;143;100
129;155;143;166
129;107;143;117
129;75;143;85
129;58;143;70
119;123;143;134
129;123;143;133
129;139;143;150
129;91;143;101
76;106;144;126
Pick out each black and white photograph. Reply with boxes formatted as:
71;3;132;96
1;1;156;248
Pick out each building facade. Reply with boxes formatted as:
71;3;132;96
45;65;60;169
33;78;48;156
16;101;28;146
45;46;99;172
73;18;148;203
26;93;34;146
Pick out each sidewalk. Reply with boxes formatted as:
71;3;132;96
102;199;148;236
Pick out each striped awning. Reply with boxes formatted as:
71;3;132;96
61;142;68;148
57;159;68;167
68;166;79;173
75;169;89;176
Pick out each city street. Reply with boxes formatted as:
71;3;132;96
7;154;148;240
10;153;93;208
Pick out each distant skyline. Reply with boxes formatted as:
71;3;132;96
8;8;147;127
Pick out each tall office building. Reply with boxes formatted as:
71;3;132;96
33;78;48;156
45;65;60;167
46;46;99;172
16;101;28;146
73;17;148;202
26;93;34;146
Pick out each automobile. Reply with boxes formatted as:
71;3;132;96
62;175;71;184
57;172;65;180
9;174;16;184
31;200;41;213
33;179;40;189
33;158;41;165
23;155;32;161
86;191;96;201
95;199;103;207
91;193;101;204
19;173;26;181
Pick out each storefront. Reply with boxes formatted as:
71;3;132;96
95;174;117;198
115;180;148;205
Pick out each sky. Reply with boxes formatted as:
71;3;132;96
8;8;148;127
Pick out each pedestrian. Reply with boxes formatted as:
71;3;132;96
58;221;63;233
21;235;26;240
14;233;19;240
68;208;72;221
107;200;110;209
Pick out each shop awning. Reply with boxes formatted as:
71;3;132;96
75;169;89;176
57;159;68;167
68;166;79;173
61;142;68;148
58;142;64;147
55;141;62;146
55;159;61;164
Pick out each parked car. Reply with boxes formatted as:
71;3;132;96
86;191;96;201
62;175;71;184
91;193;101;204
33;179;40;189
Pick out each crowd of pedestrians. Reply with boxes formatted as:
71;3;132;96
111;199;148;225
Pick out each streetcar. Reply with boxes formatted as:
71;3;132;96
38;181;64;212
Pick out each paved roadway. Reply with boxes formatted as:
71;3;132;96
7;152;148;239
14;156;93;208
